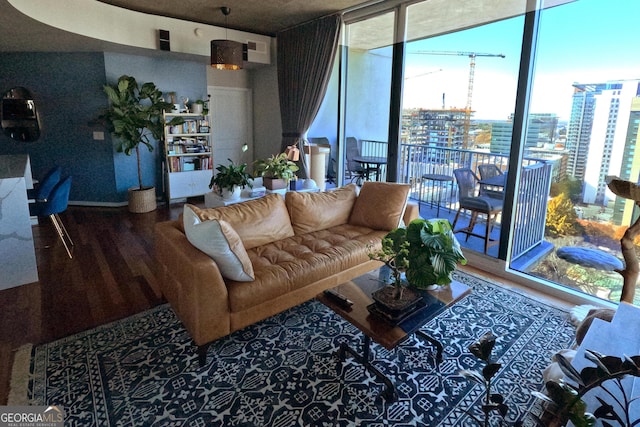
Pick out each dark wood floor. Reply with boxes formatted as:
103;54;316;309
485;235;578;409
0;195;573;405
0;198;203;404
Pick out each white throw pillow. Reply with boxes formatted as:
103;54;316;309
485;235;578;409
183;205;255;281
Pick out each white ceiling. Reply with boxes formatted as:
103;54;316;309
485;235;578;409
0;0;373;55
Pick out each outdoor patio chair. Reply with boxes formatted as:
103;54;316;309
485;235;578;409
452;168;503;254
345;136;377;185
477;164;504;197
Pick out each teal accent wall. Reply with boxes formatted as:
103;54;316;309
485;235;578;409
0;52;117;202
0;51;207;204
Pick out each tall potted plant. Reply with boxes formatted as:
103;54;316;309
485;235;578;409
101;75;182;213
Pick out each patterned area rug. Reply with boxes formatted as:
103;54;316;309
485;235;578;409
26;271;575;426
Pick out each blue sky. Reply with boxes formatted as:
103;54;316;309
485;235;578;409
402;0;640;121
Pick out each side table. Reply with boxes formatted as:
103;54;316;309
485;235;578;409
420;173;454;217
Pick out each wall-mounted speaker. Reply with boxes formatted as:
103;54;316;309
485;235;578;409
159;30;170;51
242;43;248;61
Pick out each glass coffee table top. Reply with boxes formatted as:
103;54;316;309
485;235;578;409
317;267;471;349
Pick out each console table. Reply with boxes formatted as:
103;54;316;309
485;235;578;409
0;154;38;289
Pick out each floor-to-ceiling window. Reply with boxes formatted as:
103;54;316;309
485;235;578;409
402;3;524;258
335;0;640;306
341;11;396;182
512;0;640;306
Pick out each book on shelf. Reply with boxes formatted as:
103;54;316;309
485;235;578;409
169;157;181;172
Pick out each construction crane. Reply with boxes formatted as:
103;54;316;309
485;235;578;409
410;51;505;148
404;68;443;80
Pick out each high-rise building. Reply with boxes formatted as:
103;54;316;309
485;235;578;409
611;97;640;226
401;108;468;147
567;80;640;211
489;113;559;154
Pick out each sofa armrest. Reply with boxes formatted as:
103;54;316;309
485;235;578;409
403;201;420;225
154;220;231;345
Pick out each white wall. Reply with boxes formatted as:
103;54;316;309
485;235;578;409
344;47;393;142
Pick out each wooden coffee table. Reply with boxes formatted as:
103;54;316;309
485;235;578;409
316;267;471;401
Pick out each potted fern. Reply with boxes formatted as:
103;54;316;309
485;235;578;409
101;75;182;213
252;153;299;190
209;159;253;200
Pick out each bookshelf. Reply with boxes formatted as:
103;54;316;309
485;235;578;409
163;112;213;200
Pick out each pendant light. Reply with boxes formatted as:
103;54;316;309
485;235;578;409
210;7;243;70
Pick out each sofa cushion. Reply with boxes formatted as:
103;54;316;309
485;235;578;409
285;184;357;235
226;223;386;312
186;193;295;249
349;181;411;230
183;205;255;281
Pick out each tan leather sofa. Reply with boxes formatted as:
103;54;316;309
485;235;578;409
155;182;418;365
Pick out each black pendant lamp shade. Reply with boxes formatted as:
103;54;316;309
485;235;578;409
210;39;243;70
211;7;243;70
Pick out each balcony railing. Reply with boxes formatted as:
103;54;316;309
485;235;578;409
354;140;553;261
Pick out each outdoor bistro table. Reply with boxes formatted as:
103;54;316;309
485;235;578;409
352;155;387;182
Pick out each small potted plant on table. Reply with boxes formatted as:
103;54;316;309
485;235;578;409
253;153;299;190
368;218;467;323
368;227;423;321
404;218;467;290
209;159;253;200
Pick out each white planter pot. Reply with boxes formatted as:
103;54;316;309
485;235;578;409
191;103;203;114
221;186;241;200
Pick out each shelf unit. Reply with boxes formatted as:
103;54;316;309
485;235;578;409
163;112;213;200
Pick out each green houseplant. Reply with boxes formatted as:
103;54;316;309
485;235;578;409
530;350;640;427
209;159;253;200
191;98;209;115
368;228;419;313
253;153;299;190
404;218;467;289
374;218;467;290
368;218;467;317
101;75;182;213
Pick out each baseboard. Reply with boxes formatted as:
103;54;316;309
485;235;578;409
68;200;128;208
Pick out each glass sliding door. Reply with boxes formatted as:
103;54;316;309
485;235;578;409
401;1;525;257
511;0;640;306
341;11;396;184
332;0;639;306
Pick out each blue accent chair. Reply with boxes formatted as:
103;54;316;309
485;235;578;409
28;166;62;201
30;175;74;258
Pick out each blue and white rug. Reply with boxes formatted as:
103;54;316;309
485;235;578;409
26;271;575;426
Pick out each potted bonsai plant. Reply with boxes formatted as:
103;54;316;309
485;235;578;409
368;228;423;318
252;153;299;190
101;75;182;213
209;159;253;200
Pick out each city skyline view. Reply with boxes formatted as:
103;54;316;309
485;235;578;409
402;0;640;122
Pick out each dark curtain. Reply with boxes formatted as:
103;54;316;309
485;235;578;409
277;14;342;177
